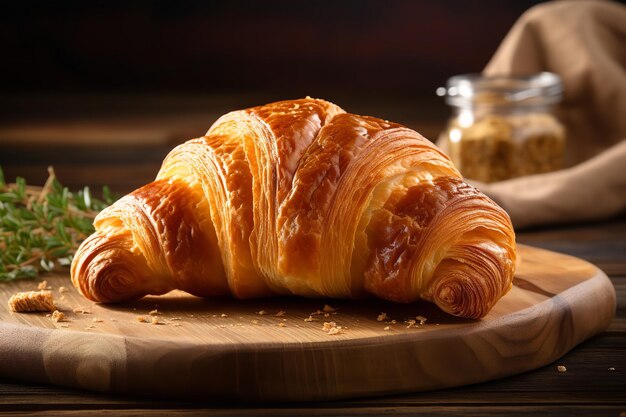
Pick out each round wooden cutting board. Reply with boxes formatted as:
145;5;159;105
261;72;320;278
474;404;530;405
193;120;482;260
0;245;616;402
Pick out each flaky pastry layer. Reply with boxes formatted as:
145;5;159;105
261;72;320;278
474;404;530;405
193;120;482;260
71;98;516;318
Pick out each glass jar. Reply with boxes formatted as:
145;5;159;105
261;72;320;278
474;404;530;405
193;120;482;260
438;72;566;183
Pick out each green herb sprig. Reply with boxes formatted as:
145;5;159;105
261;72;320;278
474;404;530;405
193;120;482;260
0;166;116;281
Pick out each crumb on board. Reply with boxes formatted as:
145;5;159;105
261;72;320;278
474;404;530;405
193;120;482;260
8;290;56;312
277;322;287;327
406;320;417;329
251;319;259;325
416;315;428;325
151;316;163;325
51;310;65;322
72;307;91;314
322;321;344;335
60;324;70;328
220;313;228;318
557;365;567;373
322;304;336;313
37;280;48;290
327;326;343;335
58;286;68;294
377;312;388;322
170;317;182;321
173;323;182;327
391;320;397;324
275;310;286;317
92;318;103;323
322;321;336;331
384;326;391;331
136;316;147;323
257;310;267;315
608;367;615;371
149;309;159;316
304;315;316;322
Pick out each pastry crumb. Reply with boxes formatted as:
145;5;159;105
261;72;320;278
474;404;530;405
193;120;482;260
384;326;391;331
148;309;159;316
136;316;147;323
377;312;388;322
251;319;259;325
322;304;336;313
151;316;162;325
304;315;316;322
416;315;428;325
277;322;287;327
322;321;337;331
257;310;267;315
51;310;66;322
322;321;344;335
72;307;91;314
170;317;182;321
8;290;55;312
406;319;417;329
275;310;286;317
557;365;567;373
220;313;228;318
37;280;48;290
58;286;68;294
327;326;343;335
92;318;103;323
60;324;70;328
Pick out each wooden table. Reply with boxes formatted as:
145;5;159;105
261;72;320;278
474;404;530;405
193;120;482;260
0;95;624;416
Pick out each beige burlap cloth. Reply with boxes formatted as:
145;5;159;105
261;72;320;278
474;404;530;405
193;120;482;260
456;1;626;229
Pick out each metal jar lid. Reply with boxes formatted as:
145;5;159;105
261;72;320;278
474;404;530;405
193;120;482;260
437;72;563;107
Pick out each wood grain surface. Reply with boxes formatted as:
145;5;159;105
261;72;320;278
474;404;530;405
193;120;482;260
0;244;615;402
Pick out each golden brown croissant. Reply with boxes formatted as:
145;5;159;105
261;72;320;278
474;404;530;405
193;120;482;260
71;98;516;318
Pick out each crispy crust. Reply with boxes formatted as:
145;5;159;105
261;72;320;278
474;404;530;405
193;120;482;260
71;98;516;318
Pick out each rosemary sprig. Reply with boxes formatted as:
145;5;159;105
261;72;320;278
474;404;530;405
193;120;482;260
0;166;116;281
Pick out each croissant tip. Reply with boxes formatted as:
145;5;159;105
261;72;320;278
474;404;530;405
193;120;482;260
432;280;490;319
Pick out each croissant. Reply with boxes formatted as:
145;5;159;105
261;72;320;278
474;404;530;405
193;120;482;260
71;98;516;319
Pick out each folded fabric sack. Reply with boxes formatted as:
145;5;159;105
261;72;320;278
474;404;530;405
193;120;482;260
440;1;626;229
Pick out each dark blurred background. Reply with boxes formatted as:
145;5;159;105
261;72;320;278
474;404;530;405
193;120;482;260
0;0;545;192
